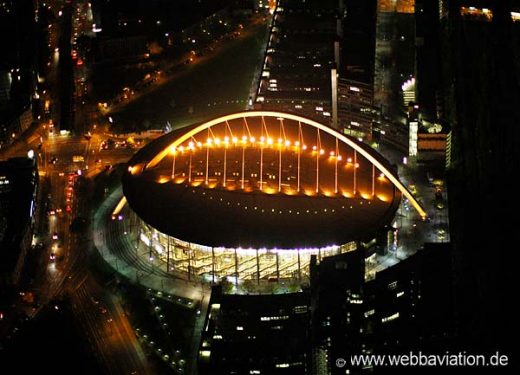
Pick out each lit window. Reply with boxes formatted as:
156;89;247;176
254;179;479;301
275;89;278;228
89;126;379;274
382;312;400;323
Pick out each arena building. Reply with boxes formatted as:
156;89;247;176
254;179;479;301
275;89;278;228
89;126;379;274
117;111;425;285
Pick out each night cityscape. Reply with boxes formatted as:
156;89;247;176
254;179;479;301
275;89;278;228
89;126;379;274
0;0;518;374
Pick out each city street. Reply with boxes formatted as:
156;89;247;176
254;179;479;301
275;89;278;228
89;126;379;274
107;21;269;133
2;1;516;372
2;2;447;372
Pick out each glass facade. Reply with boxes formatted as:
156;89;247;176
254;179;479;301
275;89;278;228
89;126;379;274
124;208;357;284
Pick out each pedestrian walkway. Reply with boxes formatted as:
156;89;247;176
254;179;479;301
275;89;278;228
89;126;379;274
93;186;210;302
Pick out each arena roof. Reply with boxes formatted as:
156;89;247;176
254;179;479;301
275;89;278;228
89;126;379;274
122;111;423;249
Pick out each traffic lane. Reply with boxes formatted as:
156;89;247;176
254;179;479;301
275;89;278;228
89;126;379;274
103;19;266;116
42;171;73;297
46;135;87;155
71;276;152;374
71;281;120;373
39;166;81;305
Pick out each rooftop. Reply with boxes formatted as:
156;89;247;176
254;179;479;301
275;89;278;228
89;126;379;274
0;157;37;275
123;112;407;249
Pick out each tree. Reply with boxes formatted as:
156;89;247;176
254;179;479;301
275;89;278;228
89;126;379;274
240;279;256;294
219;277;233;294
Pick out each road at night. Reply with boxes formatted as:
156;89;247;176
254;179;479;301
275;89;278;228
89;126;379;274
70;274;152;374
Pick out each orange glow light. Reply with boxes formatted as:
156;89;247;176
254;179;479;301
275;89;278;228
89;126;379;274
377;194;388;202
143;110;427;218
342;191;353;198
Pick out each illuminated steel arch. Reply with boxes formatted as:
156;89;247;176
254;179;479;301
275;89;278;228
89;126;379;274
139;111;426;218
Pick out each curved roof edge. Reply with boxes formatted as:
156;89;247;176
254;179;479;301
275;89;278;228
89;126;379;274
132;111;426;218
